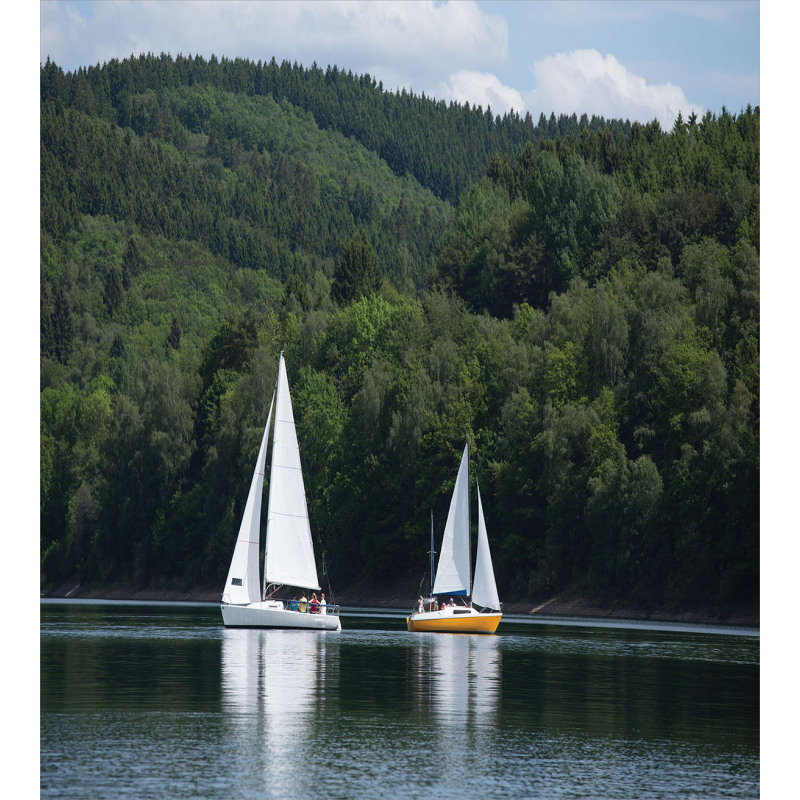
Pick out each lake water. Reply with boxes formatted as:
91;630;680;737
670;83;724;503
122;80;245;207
40;600;759;799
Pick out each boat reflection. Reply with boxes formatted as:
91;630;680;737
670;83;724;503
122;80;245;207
423;633;502;726
221;628;333;793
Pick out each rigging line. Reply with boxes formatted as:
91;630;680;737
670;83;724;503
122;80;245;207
416;569;428;599
419;506;436;599
320;545;336;607
416;506;438;602
318;518;337;607
310;487;336;606
304;457;337;607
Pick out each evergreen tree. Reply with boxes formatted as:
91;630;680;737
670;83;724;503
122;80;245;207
122;237;143;288
37;54;759;610
103;266;123;313
51;287;73;364
40;281;55;358
167;316;181;350
332;231;381;303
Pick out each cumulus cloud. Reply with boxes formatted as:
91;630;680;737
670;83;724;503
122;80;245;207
40;1;509;92
524;49;704;127
441;71;525;115
40;3;707;126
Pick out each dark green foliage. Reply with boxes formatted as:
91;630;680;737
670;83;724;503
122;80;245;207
103;265;123;313
167;316;181;350
40;54;758;612
332;231;381;303
200;312;260;388
437;108;759;318
40;278;56;359
51;286;73;364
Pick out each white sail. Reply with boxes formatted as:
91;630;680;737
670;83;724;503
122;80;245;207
432;443;471;596
264;354;321;591
471;481;501;611
222;392;275;605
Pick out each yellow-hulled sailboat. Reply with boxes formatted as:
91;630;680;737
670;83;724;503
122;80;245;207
407;439;502;634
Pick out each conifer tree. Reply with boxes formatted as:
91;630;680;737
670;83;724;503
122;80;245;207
51;287;73;364
103;266;122;313
168;316;181;350
332;231;381;303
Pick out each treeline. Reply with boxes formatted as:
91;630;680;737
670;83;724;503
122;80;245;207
41;52;636;206
437;110;759;316
41;69;450;291
40;55;759;610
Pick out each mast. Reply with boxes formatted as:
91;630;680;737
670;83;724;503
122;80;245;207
429;509;435;597
261;357;282;601
467;434;472;606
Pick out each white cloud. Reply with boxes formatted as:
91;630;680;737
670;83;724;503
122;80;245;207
40;1;91;65
441;71;525;115
40;1;509;91
40;3;710;126
524;49;704;126
322;1;508;71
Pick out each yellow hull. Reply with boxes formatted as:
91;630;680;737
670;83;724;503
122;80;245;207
406;613;501;634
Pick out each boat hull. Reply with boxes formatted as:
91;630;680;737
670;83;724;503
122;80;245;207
221;601;342;631
406;607;501;634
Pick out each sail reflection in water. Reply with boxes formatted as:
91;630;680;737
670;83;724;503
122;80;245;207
221;628;335;797
41;602;758;800
427;633;501;726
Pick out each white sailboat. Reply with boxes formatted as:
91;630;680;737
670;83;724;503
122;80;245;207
220;352;341;631
407;439;502;634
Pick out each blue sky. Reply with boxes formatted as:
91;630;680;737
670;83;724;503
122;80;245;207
39;1;760;127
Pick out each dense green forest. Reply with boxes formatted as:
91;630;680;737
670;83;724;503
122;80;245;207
40;54;759;610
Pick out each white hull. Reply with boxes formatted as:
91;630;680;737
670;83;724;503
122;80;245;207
221;600;341;631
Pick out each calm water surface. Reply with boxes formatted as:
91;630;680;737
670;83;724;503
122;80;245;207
40;600;759;799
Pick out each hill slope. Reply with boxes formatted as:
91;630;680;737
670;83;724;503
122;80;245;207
40;55;759;615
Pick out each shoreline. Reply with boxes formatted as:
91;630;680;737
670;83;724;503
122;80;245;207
43;581;760;629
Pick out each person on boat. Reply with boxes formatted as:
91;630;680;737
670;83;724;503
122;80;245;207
418;596;424;614
320;593;327;615
299;593;307;613
310;593;319;614
289;596;298;611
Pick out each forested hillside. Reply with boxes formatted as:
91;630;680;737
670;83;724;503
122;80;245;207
40;54;759;611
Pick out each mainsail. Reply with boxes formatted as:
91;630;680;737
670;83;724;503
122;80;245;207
431;443;471;596
264;354;321;591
